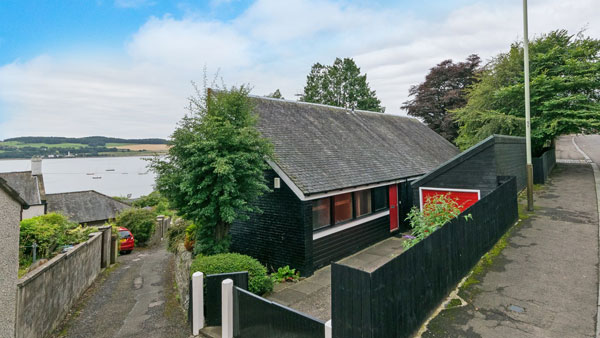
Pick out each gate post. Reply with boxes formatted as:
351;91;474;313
222;279;234;338
325;320;332;338
192;272;204;335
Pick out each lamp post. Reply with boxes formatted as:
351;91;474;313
523;0;534;211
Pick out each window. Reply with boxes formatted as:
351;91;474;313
354;190;372;217
373;186;388;211
312;198;331;230
333;193;352;224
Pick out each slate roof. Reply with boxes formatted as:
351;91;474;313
0;171;42;205
0;177;29;207
46;190;131;224
251;96;460;195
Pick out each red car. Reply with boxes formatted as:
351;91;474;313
119;227;135;254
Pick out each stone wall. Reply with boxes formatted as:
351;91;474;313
174;242;193;313
149;216;171;247
15;232;103;338
0;188;22;338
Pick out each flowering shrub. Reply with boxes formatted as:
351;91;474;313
402;193;472;249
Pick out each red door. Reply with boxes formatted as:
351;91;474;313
389;185;399;232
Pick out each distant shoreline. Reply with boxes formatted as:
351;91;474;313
0;153;166;161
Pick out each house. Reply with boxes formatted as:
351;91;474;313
0;158;46;219
46;190;131;226
0;177;28;338
229;96;460;276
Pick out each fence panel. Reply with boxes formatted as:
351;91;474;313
332;177;518;338
204;272;249;326
234;287;325;338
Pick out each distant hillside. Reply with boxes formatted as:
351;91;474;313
0;136;169;159
3;136;168;146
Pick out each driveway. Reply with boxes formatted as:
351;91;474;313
54;244;190;338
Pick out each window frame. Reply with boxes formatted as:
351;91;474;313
312;185;391;233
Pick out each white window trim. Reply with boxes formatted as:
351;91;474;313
312;210;389;240
418;187;481;211
267;159;420;201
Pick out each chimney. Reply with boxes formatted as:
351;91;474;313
31;157;42;176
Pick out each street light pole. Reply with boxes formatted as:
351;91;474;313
523;0;534;211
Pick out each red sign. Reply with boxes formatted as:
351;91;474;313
419;187;480;212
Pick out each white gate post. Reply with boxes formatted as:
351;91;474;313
222;279;234;338
192;272;204;335
325;319;332;338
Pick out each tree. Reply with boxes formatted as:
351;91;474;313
266;89;284;99
300;58;384;112
454;30;600;155
402;55;481;142
150;85;273;255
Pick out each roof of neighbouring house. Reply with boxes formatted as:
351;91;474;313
0;177;29;207
250;96;460;195
0;171;42;205
46;190;131;224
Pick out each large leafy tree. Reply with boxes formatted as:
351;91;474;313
151;85;273;255
454;30;600;155
402;55;481;143
301;58;384;112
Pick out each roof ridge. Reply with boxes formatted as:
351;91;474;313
248;94;415;120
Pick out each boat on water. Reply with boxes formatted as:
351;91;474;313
138;172;148;175
86;173;95;175
92;176;102;179
106;169;116;172
122;172;129;175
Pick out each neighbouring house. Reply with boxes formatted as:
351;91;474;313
46;190;131;226
0;178;28;338
0;158;46;219
229;96;460;276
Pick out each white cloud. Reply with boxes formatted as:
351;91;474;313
1;0;599;138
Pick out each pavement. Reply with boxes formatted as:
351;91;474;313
421;135;600;338
53;244;191;338
266;236;405;321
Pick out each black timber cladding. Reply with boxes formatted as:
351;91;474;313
230;169;313;276
411;134;527;203
532;147;556;184
251;96;460;195
331;177;519;338
313;214;389;270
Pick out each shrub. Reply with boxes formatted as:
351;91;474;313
403;193;471;249
115;208;155;246
166;219;187;253
184;223;197;252
20;213;97;259
190;253;273;295
271;265;300;283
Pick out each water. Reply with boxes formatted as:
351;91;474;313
0;156;157;198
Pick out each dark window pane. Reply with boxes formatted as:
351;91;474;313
119;230;130;239
333;193;352;224
354;190;372;217
312;198;331;229
373;186;388;211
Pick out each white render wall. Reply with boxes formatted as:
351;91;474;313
0;189;22;338
21;205;44;220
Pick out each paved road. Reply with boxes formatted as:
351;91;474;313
422;156;599;336
58;245;190;338
574;135;600;164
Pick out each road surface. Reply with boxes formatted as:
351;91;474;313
55;245;190;338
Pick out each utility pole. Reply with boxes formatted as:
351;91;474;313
523;0;534;211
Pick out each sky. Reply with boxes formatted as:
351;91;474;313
0;0;598;139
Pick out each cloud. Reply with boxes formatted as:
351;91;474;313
1;0;599;138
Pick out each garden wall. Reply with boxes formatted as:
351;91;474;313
533;146;556;184
15;232;103;338
174;243;193;314
331;177;518;338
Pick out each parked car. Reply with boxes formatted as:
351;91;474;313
118;227;134;254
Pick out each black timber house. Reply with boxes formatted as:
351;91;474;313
230;96;460;276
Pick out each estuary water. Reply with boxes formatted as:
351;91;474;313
0;156;157;198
